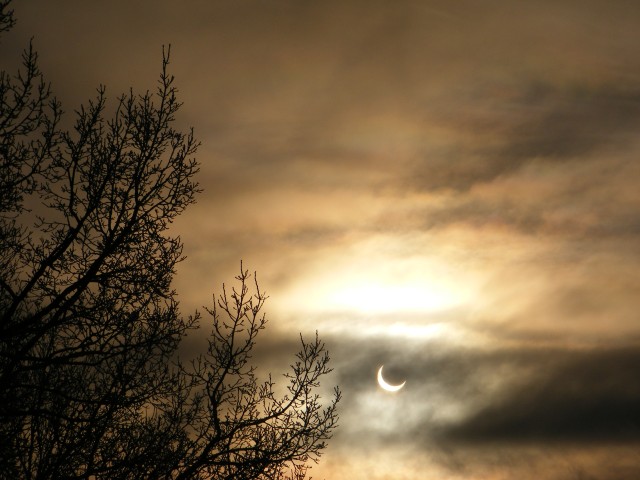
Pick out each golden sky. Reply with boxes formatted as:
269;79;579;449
4;1;640;478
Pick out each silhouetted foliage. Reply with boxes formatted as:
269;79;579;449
0;3;339;479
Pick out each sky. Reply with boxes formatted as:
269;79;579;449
3;1;640;478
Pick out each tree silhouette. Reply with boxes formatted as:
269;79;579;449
0;3;340;479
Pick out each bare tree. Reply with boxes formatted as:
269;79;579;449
0;3;339;479
176;268;340;480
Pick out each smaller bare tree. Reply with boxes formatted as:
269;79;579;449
175;267;341;480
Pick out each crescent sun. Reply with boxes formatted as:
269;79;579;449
377;365;406;392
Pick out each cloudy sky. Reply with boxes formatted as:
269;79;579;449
4;1;640;478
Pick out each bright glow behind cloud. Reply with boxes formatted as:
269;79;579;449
276;237;480;339
325;280;461;314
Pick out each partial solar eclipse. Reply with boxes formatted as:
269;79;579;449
377;365;406;392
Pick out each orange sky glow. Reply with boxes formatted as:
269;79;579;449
4;1;640;478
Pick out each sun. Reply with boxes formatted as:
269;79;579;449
377;365;406;392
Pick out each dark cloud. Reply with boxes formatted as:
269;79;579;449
410;83;640;192
502;84;640;159
324;336;640;447
405;83;640;240
440;346;640;444
421;187;640;239
304;334;640;478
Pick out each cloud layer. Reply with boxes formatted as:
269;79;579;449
4;1;640;478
